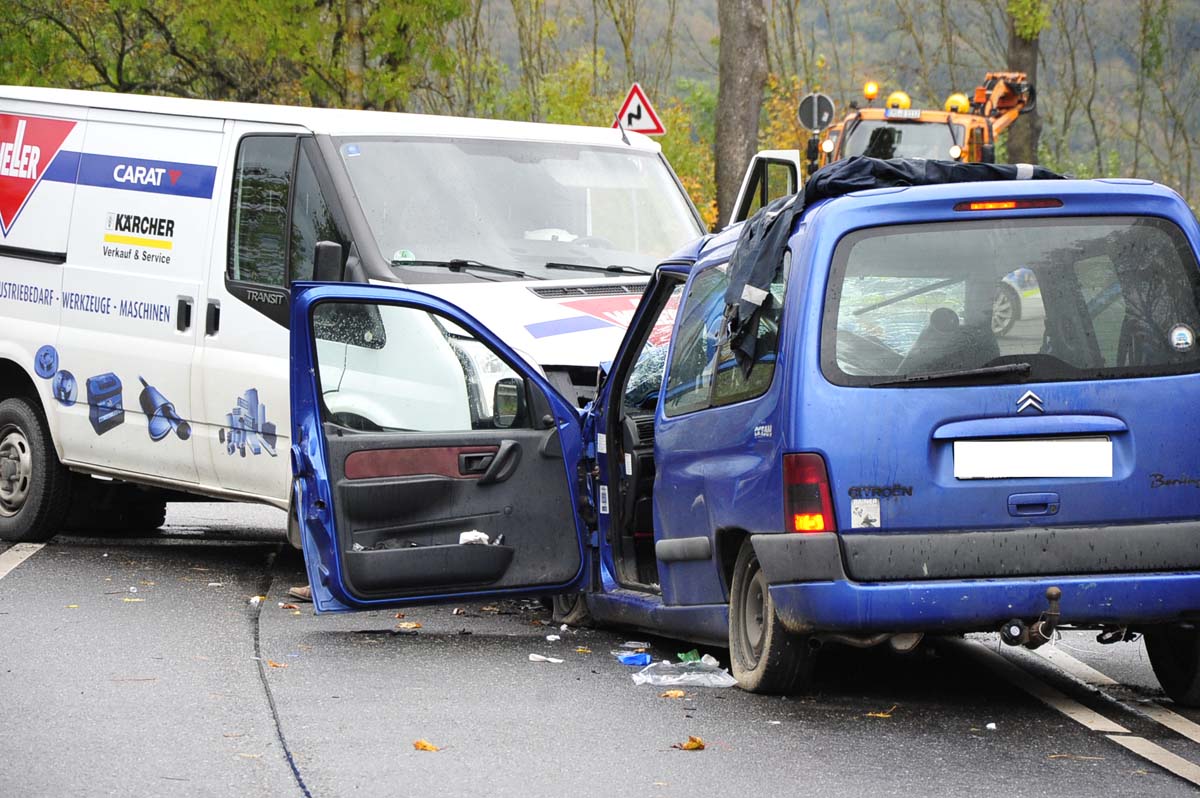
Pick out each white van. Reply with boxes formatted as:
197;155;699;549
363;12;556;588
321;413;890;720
0;86;705;542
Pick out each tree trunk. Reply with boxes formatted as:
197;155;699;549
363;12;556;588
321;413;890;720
1005;14;1041;163
715;0;768;229
345;0;366;109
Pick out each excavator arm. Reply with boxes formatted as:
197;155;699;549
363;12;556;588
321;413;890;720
970;71;1036;138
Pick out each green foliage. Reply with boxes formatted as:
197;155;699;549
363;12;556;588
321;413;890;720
1007;0;1050;40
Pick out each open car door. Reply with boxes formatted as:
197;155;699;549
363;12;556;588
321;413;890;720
289;283;590;613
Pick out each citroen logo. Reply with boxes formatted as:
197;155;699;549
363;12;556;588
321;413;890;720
1016;390;1044;414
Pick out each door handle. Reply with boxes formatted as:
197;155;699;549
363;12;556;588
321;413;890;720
458;452;495;475
177;296;193;332
477;440;521;485
205;300;220;336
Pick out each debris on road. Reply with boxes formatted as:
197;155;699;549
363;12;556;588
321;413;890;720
986;722;998;731
546;634;561;642
620;641;651;649
267;660;288;669
122;597;145;603
574;647;592;654
396;621;422;630
660;690;686;699
413;739;440;752
865;705;897;719
66;604;78;609
279;602;299;610
672;736;706;751
1048;753;1106;761
616;651;652;666
678;649;701;662
207;582;224;587
631;658;737;688
249;595;265;606
452;607;465;615
528;653;564;664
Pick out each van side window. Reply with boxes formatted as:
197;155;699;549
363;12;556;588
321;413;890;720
711;255;787;406
289;148;337;284
663;266;728;416
229;136;297;287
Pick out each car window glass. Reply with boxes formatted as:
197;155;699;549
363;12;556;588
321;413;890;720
229;136;297;286
313;302;526;432
621;283;684;416
289;148;338;284
663;266;729;416
712;253;788;406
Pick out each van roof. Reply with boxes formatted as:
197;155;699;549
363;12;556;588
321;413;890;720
0;85;661;152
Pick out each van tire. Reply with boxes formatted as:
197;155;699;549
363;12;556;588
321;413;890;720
551;592;593;626
728;539;815;693
0;396;71;542
1145;625;1200;707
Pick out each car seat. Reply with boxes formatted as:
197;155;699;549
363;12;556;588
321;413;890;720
897;307;1000;375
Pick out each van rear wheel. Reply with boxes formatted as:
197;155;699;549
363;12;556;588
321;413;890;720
728;539;815;693
0;396;71;542
1145;625;1200;707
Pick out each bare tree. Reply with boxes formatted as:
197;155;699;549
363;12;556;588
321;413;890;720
715;0;768;228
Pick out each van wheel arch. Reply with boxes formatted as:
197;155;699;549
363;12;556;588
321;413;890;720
0;358;40;404
716;527;750;601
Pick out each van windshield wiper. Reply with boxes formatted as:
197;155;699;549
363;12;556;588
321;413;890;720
390;258;541;280
544;261;651;276
870;362;1032;387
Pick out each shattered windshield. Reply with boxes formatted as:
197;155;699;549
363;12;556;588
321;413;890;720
335;137;702;280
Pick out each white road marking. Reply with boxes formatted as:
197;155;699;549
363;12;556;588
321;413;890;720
964;640;1128;733
1035;644;1200;746
1107;735;1200;787
0;542;45;580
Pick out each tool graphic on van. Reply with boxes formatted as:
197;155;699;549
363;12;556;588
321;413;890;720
33;344;57;378
137;377;191;441
217;388;277;457
86;373;124;435
52;370;77;406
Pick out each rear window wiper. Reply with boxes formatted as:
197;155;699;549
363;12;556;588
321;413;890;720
391;258;542;280
869;361;1032;387
545;261;651;276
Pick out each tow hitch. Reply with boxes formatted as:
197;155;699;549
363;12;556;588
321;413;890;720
999;587;1062;649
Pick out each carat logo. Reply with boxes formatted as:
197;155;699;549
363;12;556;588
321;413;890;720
0;113;77;236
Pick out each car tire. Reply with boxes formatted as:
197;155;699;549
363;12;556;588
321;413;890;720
728;539;815;693
991;283;1021;337
1145;625;1200;707
551;592;593;626
0;396;72;542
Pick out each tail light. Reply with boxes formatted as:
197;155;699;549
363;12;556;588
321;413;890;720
783;453;836;533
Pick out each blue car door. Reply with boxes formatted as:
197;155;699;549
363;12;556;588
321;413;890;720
289;282;590;612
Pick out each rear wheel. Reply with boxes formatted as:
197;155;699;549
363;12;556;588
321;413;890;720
551;592;592;626
991;283;1021;337
0;396;71;542
728;539;815;693
1145;625;1200;707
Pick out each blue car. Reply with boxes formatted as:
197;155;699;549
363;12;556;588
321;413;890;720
289;172;1200;702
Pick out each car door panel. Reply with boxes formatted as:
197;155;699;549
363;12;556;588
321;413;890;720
290;282;589;612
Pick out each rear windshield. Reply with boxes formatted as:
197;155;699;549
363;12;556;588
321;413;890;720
822;216;1200;386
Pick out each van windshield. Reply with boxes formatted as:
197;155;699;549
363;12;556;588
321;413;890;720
334;137;702;280
822;216;1200;386
842;120;962;160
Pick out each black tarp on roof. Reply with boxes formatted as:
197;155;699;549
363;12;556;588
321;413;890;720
723;156;1064;372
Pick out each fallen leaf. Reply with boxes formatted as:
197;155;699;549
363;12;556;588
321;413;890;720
413;739;440;752
672;736;705;751
865;704;898;719
396;621;422;630
291;610;302;616
660;690;686;699
266;660;288;669
574;647;592;654
66;604;79;609
394;612;406;619
279;603;299;610
122;597;145;603
480;605;500;613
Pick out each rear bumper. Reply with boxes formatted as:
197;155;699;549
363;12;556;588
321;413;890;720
750;529;1200;634
768;573;1200;633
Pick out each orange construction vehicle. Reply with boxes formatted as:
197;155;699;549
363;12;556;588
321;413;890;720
815;72;1036;168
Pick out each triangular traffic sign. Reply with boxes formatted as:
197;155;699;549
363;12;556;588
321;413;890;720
613;83;665;136
0;113;77;236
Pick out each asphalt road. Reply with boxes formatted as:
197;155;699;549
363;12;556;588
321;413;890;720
3;502;1200;797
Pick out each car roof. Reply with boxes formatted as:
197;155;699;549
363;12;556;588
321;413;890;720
0;85;662;152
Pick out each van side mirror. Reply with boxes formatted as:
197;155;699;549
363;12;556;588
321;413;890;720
493;377;526;429
980;145;996;165
313;241;344;282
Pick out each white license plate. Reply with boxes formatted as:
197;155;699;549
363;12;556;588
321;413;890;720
953;436;1113;479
